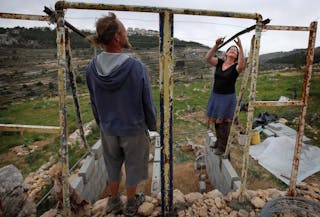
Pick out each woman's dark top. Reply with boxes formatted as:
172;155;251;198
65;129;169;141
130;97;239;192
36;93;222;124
213;58;239;94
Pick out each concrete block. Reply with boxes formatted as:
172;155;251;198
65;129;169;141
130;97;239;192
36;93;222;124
221;159;240;191
149;131;159;139
79;155;95;184
154;136;161;148
91;140;102;159
205;130;240;195
232;180;241;190
154;147;161;162
151;162;161;197
83;185;95;203
96;158;108;187
206;130;214;146
71;176;84;195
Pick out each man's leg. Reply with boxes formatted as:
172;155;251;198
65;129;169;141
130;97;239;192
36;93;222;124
109;181;120;199
100;134;123;214
106;180;122;214
125;186;145;217
121;134;149;216
126;186;137;201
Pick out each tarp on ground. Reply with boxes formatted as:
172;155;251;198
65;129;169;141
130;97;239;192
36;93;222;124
249;136;320;185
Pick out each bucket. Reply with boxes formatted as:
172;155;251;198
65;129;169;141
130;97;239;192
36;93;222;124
251;131;261;145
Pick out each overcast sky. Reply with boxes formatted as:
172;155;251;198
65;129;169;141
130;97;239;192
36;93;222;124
1;0;319;54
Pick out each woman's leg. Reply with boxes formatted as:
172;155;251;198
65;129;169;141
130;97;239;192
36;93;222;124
214;122;231;155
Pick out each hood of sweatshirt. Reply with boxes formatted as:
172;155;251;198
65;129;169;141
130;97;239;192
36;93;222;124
90;52;131;91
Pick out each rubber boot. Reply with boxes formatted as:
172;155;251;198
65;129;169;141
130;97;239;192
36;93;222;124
212;123;221;149
215;122;231;155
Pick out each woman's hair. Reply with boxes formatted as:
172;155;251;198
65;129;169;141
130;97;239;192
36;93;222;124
86;12;120;47
226;45;239;62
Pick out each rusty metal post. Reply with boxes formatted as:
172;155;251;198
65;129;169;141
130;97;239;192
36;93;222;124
55;1;261;20
239;19;263;202
288;21;317;196
224;35;255;158
159;10;174;216
0;12;50;21
55;8;71;217
65;29;92;155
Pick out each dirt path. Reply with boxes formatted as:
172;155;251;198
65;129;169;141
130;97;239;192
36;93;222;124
101;162;208;198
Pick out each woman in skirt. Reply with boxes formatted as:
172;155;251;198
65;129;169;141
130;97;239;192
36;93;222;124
205;37;245;155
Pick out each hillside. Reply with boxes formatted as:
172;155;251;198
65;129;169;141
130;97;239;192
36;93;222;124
1;27;319;108
259;47;320;71
0;27;210;108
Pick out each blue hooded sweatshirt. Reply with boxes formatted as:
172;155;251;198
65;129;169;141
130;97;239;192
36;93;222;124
86;52;157;136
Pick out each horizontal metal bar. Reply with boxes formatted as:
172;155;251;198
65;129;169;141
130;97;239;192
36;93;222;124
0;12;50;21
218;19;270;49
0;124;60;134
55;1;261;20
253;100;303;107
263;25;309;31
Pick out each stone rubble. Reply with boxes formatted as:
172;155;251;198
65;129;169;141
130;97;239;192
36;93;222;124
1;162;319;217
40;182;320;217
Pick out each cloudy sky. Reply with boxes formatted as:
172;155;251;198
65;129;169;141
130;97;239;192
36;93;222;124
1;0;319;54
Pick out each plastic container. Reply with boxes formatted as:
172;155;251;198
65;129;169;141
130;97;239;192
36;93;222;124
251;131;261;145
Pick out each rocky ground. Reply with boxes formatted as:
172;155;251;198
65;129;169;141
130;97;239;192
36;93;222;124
2;161;319;217
40;183;320;217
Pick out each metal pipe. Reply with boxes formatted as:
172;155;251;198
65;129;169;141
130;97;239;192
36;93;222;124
65;29;93;155
239;20;263;202
0;124;60;134
254;100;304;107
288;21;317;196
218;19;269;50
224;35;255;158
43;6;87;39
159;11;174;216
263;25;310;31
56;9;71;217
55;1;261;20
0;12;50;21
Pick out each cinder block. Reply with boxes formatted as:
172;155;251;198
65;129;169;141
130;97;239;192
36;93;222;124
151;162;161;197
205;130;240;195
149;131;159;139
206;130;214;146
91;140;102;159
222;159;239;182
232;180;241;190
71;176;84;195
154;147;161;162
79;155;95;184
154;136;161;148
96;158;108;186
221;159;239;191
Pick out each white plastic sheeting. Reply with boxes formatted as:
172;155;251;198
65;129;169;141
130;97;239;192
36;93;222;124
249;136;320;185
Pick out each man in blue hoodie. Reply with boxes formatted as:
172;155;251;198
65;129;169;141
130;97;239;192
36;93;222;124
86;12;157;216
